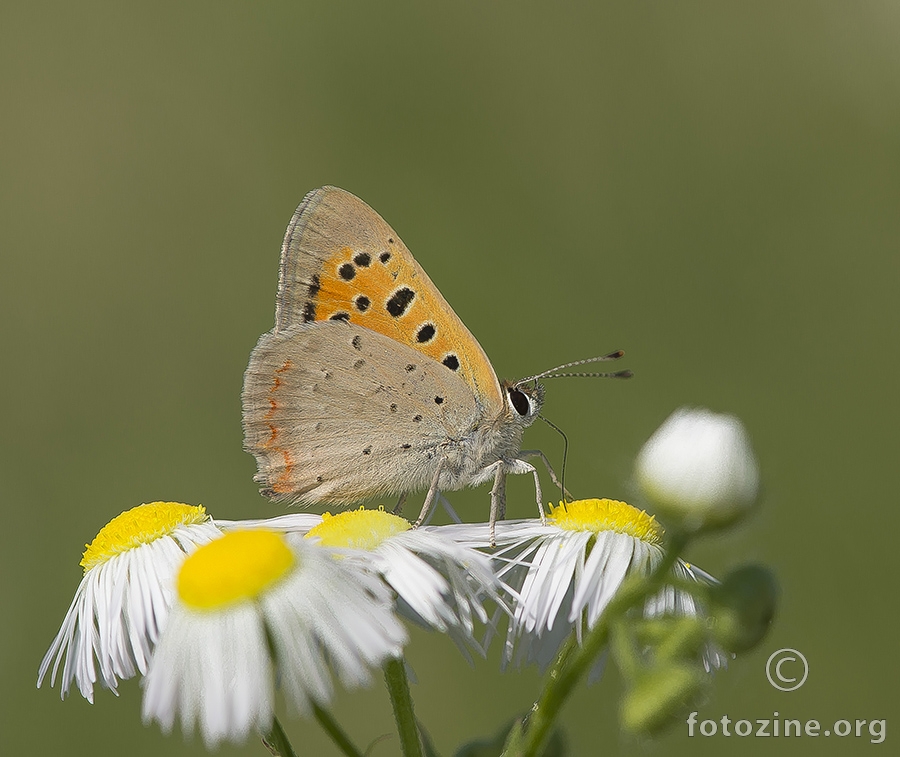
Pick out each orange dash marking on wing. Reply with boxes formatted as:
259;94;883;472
274;360;293;375
264;359;293;424
273;449;296;493
264;360;296;489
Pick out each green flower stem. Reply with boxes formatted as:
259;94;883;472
516;532;690;757
544;633;577;686
312;704;364;757
264;715;299;757
384;656;424;757
515;622;611;757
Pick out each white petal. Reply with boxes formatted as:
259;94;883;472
143;605;273;748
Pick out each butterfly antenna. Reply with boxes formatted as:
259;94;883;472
516;351;632;385
537;414;569;502
544;369;633;380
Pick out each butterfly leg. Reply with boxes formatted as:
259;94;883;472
438;493;462;523
392;492;408;516
518;450;573;501
412;458;447;529
489;464;507;547
524;462;545;525
487;459;544;545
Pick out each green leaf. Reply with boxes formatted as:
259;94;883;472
710;564;778;653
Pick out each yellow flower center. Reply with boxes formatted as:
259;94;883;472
305;507;410;550
177;530;295;611
80;502;209;572
548;498;663;545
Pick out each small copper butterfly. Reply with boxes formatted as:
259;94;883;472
242;187;626;529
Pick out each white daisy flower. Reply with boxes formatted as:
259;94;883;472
313;509;505;651
220;508;505;654
635;407;760;529
37;502;222;703
440;499;722;670
141;528;407;748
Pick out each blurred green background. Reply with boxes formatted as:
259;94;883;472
3;2;897;755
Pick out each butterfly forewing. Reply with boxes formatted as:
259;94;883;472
274;186;504;413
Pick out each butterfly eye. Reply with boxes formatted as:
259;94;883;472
508;388;531;416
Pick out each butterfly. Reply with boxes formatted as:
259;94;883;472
242;186;625;531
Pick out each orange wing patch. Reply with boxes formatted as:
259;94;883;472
312;244;465;375
311;247;474;384
280;187;503;411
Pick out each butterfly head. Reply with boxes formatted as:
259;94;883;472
500;351;632;432
502;379;545;428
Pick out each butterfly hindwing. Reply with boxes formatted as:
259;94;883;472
242;320;480;504
274;186;504;413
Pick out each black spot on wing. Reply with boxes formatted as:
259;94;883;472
354;252;371;267
380;251;391;263
352;335;362;351
355;295;370;312
339;263;355;281
308;274;320;297
330;312;350;322
442;354;460;371
416;323;436;343
386;287;415;317
434;396;444;405
303;301;316;322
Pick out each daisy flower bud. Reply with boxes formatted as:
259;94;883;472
635;407;760;530
620;663;706;736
